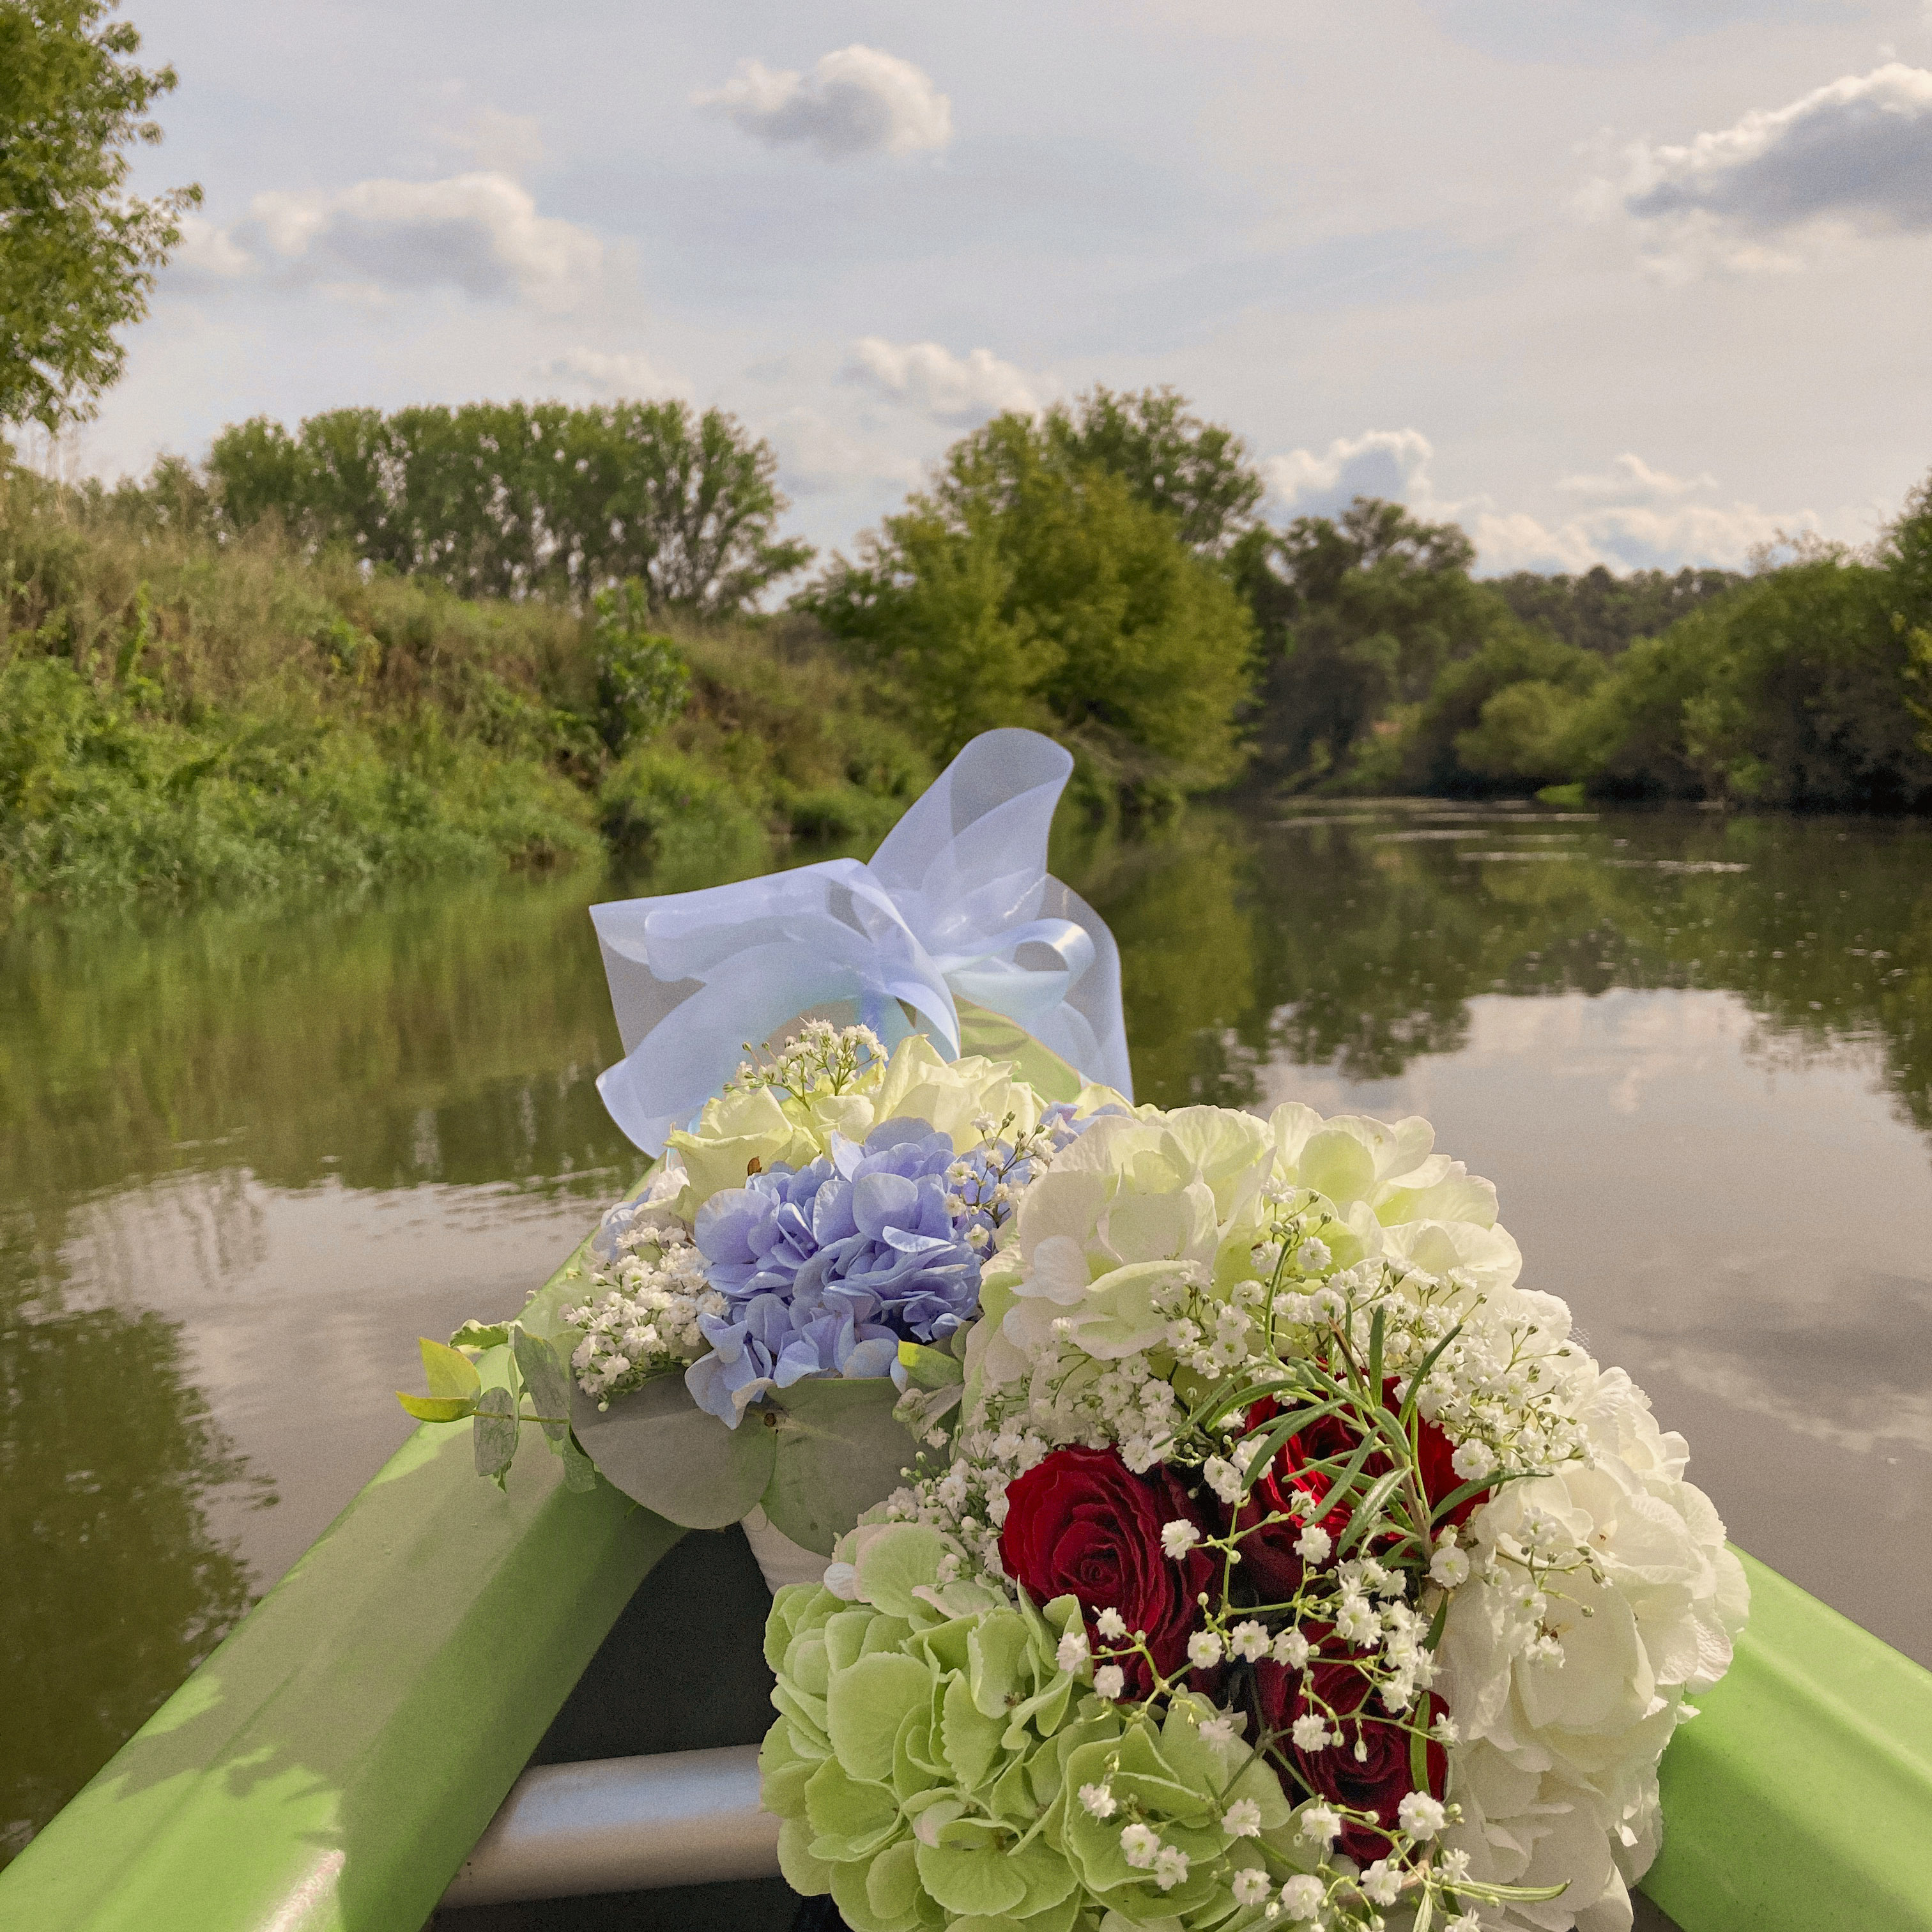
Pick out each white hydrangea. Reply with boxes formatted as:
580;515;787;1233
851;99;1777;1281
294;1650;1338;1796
848;1094;1746;1932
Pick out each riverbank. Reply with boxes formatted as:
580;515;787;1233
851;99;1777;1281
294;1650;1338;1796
0;467;931;907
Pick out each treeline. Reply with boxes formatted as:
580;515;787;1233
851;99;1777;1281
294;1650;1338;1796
1293;502;1932;811
144;388;1932;815
8;385;1932;904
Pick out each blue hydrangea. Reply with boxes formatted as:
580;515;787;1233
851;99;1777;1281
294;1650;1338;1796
684;1120;985;1425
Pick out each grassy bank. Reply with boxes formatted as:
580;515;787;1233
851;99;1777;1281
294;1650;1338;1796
0;465;931;906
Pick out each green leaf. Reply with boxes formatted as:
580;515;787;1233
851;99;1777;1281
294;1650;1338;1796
511;1328;572;1442
450;1320;512;1352
1338;1465;1407;1558
418;1335;482;1401
762;1379;922;1558
558;1430;598;1493
572;1370;775;1529
396;1392;476;1423
473;1386;519;1486
897;1340;964;1390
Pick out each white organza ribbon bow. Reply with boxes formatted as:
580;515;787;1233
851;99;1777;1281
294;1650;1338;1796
592;728;1133;1153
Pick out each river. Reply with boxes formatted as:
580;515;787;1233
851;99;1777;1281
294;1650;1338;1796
4;798;1931;1865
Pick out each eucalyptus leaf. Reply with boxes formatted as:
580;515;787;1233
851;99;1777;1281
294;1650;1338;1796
761;1379;923;1558
396;1392;476;1424
418;1335;482;1401
559;1430;599;1494
473;1386;519;1485
571;1370;775;1529
511;1328;572;1443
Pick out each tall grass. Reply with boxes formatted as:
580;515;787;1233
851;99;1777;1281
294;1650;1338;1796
0;464;930;906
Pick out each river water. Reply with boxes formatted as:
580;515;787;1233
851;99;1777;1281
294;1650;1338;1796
4;799;1931;1864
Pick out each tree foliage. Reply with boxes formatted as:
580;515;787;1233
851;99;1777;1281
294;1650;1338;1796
1239;497;1506;782
1039;385;1265;556
1399;625;1605;794
0;0;197;434
206;400;813;617
1491;564;1742;656
801;409;1255;792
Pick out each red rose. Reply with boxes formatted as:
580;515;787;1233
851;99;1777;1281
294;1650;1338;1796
1255;1656;1447;1863
1234;1386;1487;1595
999;1444;1213;1696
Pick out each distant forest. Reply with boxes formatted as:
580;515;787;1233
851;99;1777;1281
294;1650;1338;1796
1490;566;1743;657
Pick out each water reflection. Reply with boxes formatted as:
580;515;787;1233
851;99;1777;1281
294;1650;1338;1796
1073;802;1932;1134
0;1225;257;1861
3;801;1932;1864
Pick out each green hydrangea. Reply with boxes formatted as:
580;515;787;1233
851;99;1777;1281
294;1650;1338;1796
761;1522;1311;1932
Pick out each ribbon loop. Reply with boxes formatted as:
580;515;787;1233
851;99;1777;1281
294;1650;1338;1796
592;728;1133;1152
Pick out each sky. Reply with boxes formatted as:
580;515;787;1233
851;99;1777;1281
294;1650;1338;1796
65;0;1932;577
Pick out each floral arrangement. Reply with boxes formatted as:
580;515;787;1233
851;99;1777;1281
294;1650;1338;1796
397;1020;1123;1557
394;724;1745;1930
760;1098;1749;1932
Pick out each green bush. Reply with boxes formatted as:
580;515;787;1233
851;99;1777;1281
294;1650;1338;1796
1395;624;1604;794
591;582;689;756
1568;550;1932;809
0;463;930;905
0;656;597;901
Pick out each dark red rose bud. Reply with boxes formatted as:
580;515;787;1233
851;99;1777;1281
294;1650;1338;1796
1233;1385;1489;1593
999;1444;1213;1697
1256;1655;1448;1863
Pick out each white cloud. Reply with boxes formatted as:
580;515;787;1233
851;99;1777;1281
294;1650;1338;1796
1554;452;1717;503
441;105;546;173
540;347;686;397
768;407;923;498
694;46;952;160
169;213;253;281
1469;500;1816;573
1494;449;1825;571
175;173;604;309
1616;63;1932;269
843;337;1039;421
1266;428;1820;571
1265;427;1438;517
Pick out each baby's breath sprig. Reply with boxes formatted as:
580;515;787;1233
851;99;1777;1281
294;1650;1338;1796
728;1017;884;1101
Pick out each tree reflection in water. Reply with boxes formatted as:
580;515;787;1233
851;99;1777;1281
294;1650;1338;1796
1064;802;1932;1144
0;1220;261;1864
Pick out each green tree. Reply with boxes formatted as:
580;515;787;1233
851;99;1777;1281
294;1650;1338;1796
1041;385;1265;556
1491;563;1742;656
801;412;1255;790
1239;497;1506;783
1399;623;1605;793
0;0;197;434
206;401;812;617
1568;546;1932;809
1679;558;1932;808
